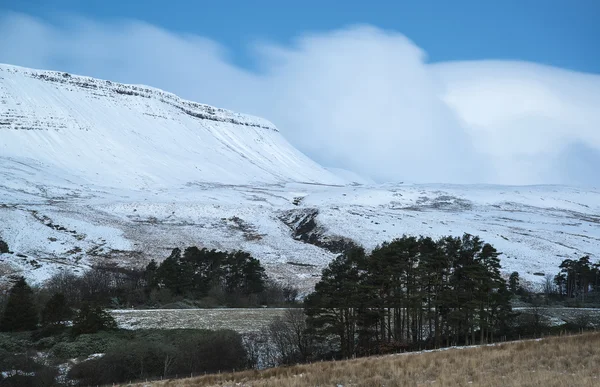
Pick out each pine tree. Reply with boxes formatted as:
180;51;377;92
368;236;421;347
305;247;369;358
554;272;567;296
222;251;266;295
508;272;520;294
72;303;117;335
155;248;184;294
144;259;159;292
0;277;38;332
475;242;506;343
557;256;597;301
181;247;226;296
592;262;600;293
41;293;72;326
419;236;452;348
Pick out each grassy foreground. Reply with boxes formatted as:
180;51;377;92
129;333;600;387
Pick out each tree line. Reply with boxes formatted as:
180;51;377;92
0;246;286;386
145;247;271;304
303;234;512;359
0;276;117;335
1;235;599;385
1;245;300;332
554;256;600;301
257;236;600;364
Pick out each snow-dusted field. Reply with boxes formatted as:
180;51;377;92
108;307;600;332
111;308;288;333
1;180;599;288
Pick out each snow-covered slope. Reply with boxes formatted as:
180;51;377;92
0;64;599;290
1;181;599;290
0;64;343;188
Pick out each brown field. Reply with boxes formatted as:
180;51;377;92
126;332;600;387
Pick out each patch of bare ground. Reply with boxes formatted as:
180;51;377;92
127;332;600;387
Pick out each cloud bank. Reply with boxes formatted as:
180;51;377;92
1;12;599;185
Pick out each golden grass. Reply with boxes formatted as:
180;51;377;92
128;333;600;387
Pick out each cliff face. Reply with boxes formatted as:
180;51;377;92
0;64;341;188
0;65;276;131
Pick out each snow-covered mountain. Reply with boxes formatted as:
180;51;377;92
0;64;342;188
1;64;599;290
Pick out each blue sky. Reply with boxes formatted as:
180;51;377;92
1;1;600;185
5;0;600;73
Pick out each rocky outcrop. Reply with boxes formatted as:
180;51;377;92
0;64;277;132
279;208;357;254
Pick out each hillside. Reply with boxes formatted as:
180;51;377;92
0;64;342;188
0;64;599;288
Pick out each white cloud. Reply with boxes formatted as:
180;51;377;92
1;12;599;185
433;61;600;185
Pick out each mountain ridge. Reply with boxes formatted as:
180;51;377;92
0;63;275;130
0;63;343;189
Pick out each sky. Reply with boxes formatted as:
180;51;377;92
1;1;600;185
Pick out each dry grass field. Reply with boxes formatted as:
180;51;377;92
127;332;600;387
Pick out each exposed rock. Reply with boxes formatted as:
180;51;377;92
279;208;357;254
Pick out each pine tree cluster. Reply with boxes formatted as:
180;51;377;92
145;247;267;299
554;256;600;300
305;234;513;358
0;277;38;332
